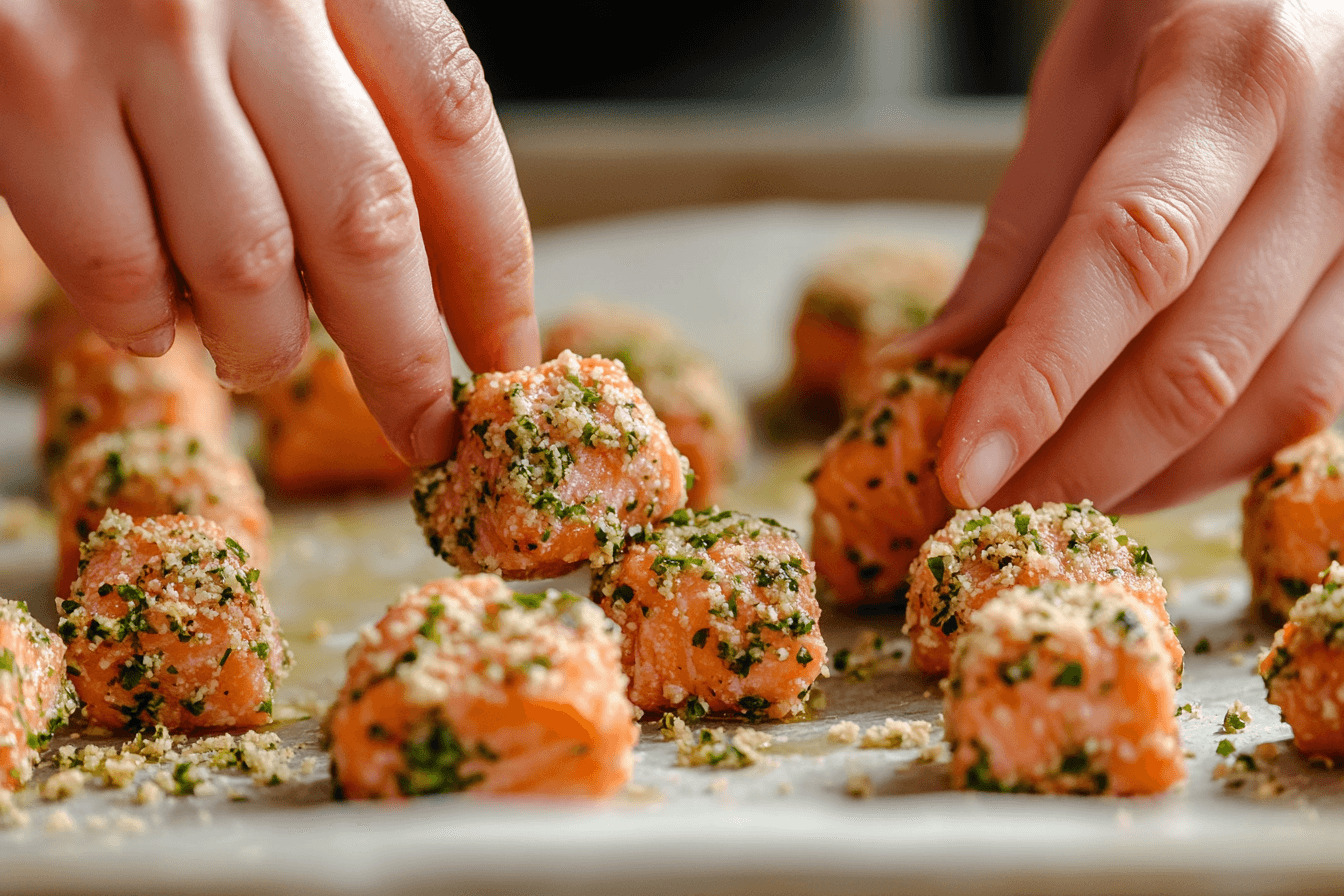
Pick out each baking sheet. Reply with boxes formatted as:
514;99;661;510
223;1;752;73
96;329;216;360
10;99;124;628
0;202;1342;896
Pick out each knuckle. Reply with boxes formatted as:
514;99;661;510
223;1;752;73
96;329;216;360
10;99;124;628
130;0;209;49
1090;194;1198;316
201;218;295;296
1145;1;1312;132
330;161;420;266
1137;343;1242;448
70;239;166;306
1283;369;1344;443
1015;347;1074;436
422;33;497;150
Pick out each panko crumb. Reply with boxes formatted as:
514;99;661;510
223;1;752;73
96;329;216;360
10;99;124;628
860;718;933;750
708;776;729;794
40;769;87;802
44;810;76;834
134;782;164;806
830;630;904;681
1175;702;1203;719
827;721;860;745
1222;700;1252;734
0;496;45;541
845;772;873;799
917;742;951;764
1213;750;1287;799
0;791;29;829
778;781;794;795
308;618;332;641
662;714;772;768
114;813;147;835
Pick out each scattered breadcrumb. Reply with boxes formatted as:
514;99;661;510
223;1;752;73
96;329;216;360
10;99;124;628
662;715;772;768
1175;702;1203;719
40;769;87;802
134;782;164;806
827;721;860;745
309;618;332;641
1213;750;1286;799
830;630;905;681
0;791;29;829
1254;743;1280;762
917;742;951;764
708;777;728;794
860;718;933;750
846;772;873;799
778;781;794;795
43;810;76;834
1222;701;1252;734
57;726;304;790
114;813;147;835
0;496;44;540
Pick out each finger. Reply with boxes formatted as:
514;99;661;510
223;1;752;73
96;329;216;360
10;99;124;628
0;56;177;353
991;144;1344;510
231;3;455;466
121;4;309;390
327;0;537;373
890;1;1134;361
1113;248;1344;515
936;19;1291;509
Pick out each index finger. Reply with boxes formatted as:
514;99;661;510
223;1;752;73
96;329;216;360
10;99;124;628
328;0;538;375
937;17;1291;508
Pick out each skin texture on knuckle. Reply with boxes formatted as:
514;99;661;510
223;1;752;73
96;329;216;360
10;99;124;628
67;237;169;314
1142;0;1313;135
1089;193;1198;317
200;216;295;297
420;24;497;151
1136;342;1243;451
329;159;421;266
128;0;213;52
1282;363;1344;444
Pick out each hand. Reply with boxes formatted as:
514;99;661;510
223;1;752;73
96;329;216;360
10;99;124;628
891;0;1344;513
0;0;538;466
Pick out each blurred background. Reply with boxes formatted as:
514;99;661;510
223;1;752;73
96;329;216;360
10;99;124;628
451;0;1066;227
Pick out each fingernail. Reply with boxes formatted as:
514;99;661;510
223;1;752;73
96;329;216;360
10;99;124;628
498;316;541;371
406;392;457;467
125;325;175;357
958;430;1016;508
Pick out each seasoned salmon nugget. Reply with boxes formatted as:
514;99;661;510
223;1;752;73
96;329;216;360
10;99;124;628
810;356;970;607
905;502;1180;680
593;508;826;720
1260;561;1344;757
329;574;638;800
542;304;748;508
51;425;270;596
413;351;689;579
60;511;289;731
0;599;77;789
1242;429;1344;621
787;242;956;408
257;333;408;496
945;582;1186;796
41;329;231;473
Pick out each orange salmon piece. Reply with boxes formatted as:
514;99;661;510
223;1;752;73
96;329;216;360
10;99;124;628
257;338;408;496
1242;429;1344;621
810;356;969;607
786;242;956;408
946;582;1186;795
51;425;270;596
0;599;77;790
905;501;1181;681
1261;560;1344;757
542;304;748;509
413;351;689;579
60;511;289;731
593;509;826;720
41;329;230;474
329;574;638;800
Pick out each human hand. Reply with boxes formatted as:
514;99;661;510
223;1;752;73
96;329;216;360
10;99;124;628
0;0;537;466
891;0;1344;513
